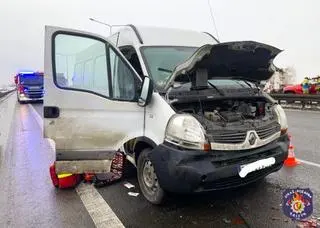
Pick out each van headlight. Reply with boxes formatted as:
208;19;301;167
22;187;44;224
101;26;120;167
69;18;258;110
274;104;288;134
164;114;210;151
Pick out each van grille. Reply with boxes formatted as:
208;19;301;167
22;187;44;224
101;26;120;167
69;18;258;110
255;123;281;139
207;123;280;144
208;131;247;144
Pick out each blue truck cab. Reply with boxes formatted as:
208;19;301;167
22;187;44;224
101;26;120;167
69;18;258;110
15;71;44;104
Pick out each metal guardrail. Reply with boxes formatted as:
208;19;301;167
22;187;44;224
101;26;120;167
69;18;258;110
270;93;320;110
270;93;320;103
0;89;16;99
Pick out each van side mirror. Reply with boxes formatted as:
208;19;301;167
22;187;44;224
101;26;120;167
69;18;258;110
138;76;153;107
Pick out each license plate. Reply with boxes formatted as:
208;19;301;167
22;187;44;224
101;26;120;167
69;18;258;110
29;86;39;89
238;157;275;178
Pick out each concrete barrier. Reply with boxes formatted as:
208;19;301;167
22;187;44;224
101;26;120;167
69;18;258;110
0;92;17;158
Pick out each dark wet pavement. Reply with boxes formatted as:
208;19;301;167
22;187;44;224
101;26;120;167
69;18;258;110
0;101;94;228
0;101;319;228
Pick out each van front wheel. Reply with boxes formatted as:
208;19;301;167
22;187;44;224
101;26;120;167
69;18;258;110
137;148;166;205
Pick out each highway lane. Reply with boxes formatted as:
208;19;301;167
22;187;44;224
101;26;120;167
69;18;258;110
285;109;320;163
0;102;319;227
0;101;95;228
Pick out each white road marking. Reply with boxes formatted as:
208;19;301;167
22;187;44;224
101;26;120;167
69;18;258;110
298;159;320;169
76;183;124;228
28;104;125;228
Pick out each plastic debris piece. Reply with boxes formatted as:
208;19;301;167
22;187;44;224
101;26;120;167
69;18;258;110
84;173;95;182
271;217;280;220
296;218;320;228
232;216;245;225
223;218;231;224
128;192;139;197
124;182;135;189
93;173;121;188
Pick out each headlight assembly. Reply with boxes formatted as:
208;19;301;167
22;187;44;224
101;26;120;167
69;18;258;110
274;104;288;134
164;114;210;151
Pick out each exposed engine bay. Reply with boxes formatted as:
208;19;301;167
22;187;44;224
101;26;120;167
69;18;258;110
170;96;280;141
172;97;274;121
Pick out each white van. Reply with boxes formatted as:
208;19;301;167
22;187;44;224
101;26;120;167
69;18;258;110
44;25;289;204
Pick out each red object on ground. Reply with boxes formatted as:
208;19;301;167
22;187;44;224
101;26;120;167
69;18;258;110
84;173;95;182
284;134;301;167
49;162;81;188
49;163;59;187
58;174;82;189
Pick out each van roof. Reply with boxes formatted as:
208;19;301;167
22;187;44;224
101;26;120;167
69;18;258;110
109;24;219;47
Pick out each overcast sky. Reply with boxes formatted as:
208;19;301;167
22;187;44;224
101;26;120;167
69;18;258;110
0;0;319;86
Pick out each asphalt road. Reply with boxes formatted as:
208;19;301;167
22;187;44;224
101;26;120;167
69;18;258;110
0;101;319;228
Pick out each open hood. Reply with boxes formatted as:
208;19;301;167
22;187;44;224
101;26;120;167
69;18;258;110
163;41;282;91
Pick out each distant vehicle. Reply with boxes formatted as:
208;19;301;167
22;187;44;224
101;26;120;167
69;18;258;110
15;71;44;104
283;82;319;94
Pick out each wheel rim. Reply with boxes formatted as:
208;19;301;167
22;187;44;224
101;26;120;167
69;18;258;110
142;159;159;194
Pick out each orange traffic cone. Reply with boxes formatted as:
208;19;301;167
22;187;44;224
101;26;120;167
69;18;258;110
284;134;301;167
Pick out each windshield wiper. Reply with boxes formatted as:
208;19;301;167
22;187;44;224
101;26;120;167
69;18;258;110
157;67;173;73
207;81;224;96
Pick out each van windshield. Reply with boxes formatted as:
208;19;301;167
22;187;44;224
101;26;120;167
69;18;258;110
141;46;198;88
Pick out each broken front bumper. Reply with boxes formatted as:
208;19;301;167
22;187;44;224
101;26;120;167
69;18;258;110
151;133;289;193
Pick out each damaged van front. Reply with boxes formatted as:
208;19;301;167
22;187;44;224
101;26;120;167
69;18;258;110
45;25;289;205
140;41;289;200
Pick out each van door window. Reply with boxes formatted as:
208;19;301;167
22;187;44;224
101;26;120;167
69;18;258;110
119;46;143;77
109;47;137;101
54;34;110;97
94;55;109;96
73;63;84;87
83;60;94;90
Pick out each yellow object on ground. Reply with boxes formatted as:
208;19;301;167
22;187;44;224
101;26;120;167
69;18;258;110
57;173;73;179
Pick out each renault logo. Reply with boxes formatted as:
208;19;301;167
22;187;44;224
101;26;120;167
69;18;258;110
248;132;256;145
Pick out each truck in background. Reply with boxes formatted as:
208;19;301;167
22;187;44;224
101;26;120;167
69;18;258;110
14;71;44;104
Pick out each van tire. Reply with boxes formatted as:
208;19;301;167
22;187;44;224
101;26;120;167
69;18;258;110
137;148;166;205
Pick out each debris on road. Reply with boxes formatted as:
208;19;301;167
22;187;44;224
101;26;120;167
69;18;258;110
222;218;231;224
93;173;122;188
271;217;281;221
231;216;245;225
49;162;82;188
83;173;95;182
295;218;320;228
124;182;135;189
128;192;139;197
